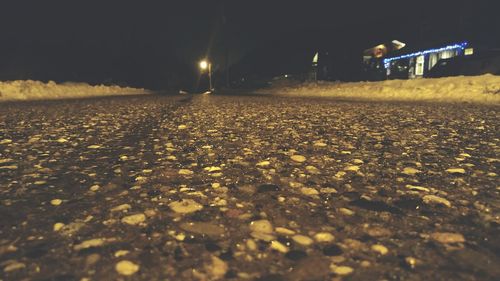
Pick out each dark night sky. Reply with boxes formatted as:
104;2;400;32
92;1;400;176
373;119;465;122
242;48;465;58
0;0;498;89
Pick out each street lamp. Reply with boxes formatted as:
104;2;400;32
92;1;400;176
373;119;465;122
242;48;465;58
199;59;212;92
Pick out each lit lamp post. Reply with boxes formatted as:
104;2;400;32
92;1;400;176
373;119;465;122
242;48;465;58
199;59;212;92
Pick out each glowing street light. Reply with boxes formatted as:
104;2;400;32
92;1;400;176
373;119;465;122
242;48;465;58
199;60;208;70
199;59;212;92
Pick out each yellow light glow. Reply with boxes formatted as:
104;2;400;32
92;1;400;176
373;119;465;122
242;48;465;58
465;48;474;56
312;52;319;64
199;60;208;70
392;40;406;50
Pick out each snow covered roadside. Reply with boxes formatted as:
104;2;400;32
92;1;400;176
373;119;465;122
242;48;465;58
261;74;500;105
0;80;150;102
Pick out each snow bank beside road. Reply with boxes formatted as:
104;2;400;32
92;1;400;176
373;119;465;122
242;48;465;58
263;74;500;104
0;80;150;102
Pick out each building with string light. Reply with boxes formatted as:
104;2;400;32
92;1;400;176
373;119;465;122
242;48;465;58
363;40;476;80
383;42;473;79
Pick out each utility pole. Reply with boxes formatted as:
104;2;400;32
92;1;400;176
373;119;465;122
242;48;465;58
208;62;213;91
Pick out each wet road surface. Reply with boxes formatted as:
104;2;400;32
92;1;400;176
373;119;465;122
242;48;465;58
1;94;499;281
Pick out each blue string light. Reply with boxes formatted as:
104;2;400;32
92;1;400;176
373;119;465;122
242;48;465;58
383;42;468;68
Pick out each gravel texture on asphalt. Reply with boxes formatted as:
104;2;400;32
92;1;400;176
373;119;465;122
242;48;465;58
0;94;499;281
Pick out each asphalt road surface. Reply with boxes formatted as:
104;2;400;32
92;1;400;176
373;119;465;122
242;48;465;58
1;94;499;281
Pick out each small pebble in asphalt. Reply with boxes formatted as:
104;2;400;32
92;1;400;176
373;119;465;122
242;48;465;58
371;244;389;255
405;256;418;269
314;232;335;243
50;199;62;206
446;168;466;174
292;235;314;246
169;199;203;214
115;260;140;276
178;169;194;175
53;223;65;232
3;262;26;273
111;204;132;212
423;195;452;208
290;155;307;163
270;240;289;253
431;232;466;244
402;167;420;175
121;213;146;225
330;265;354;276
